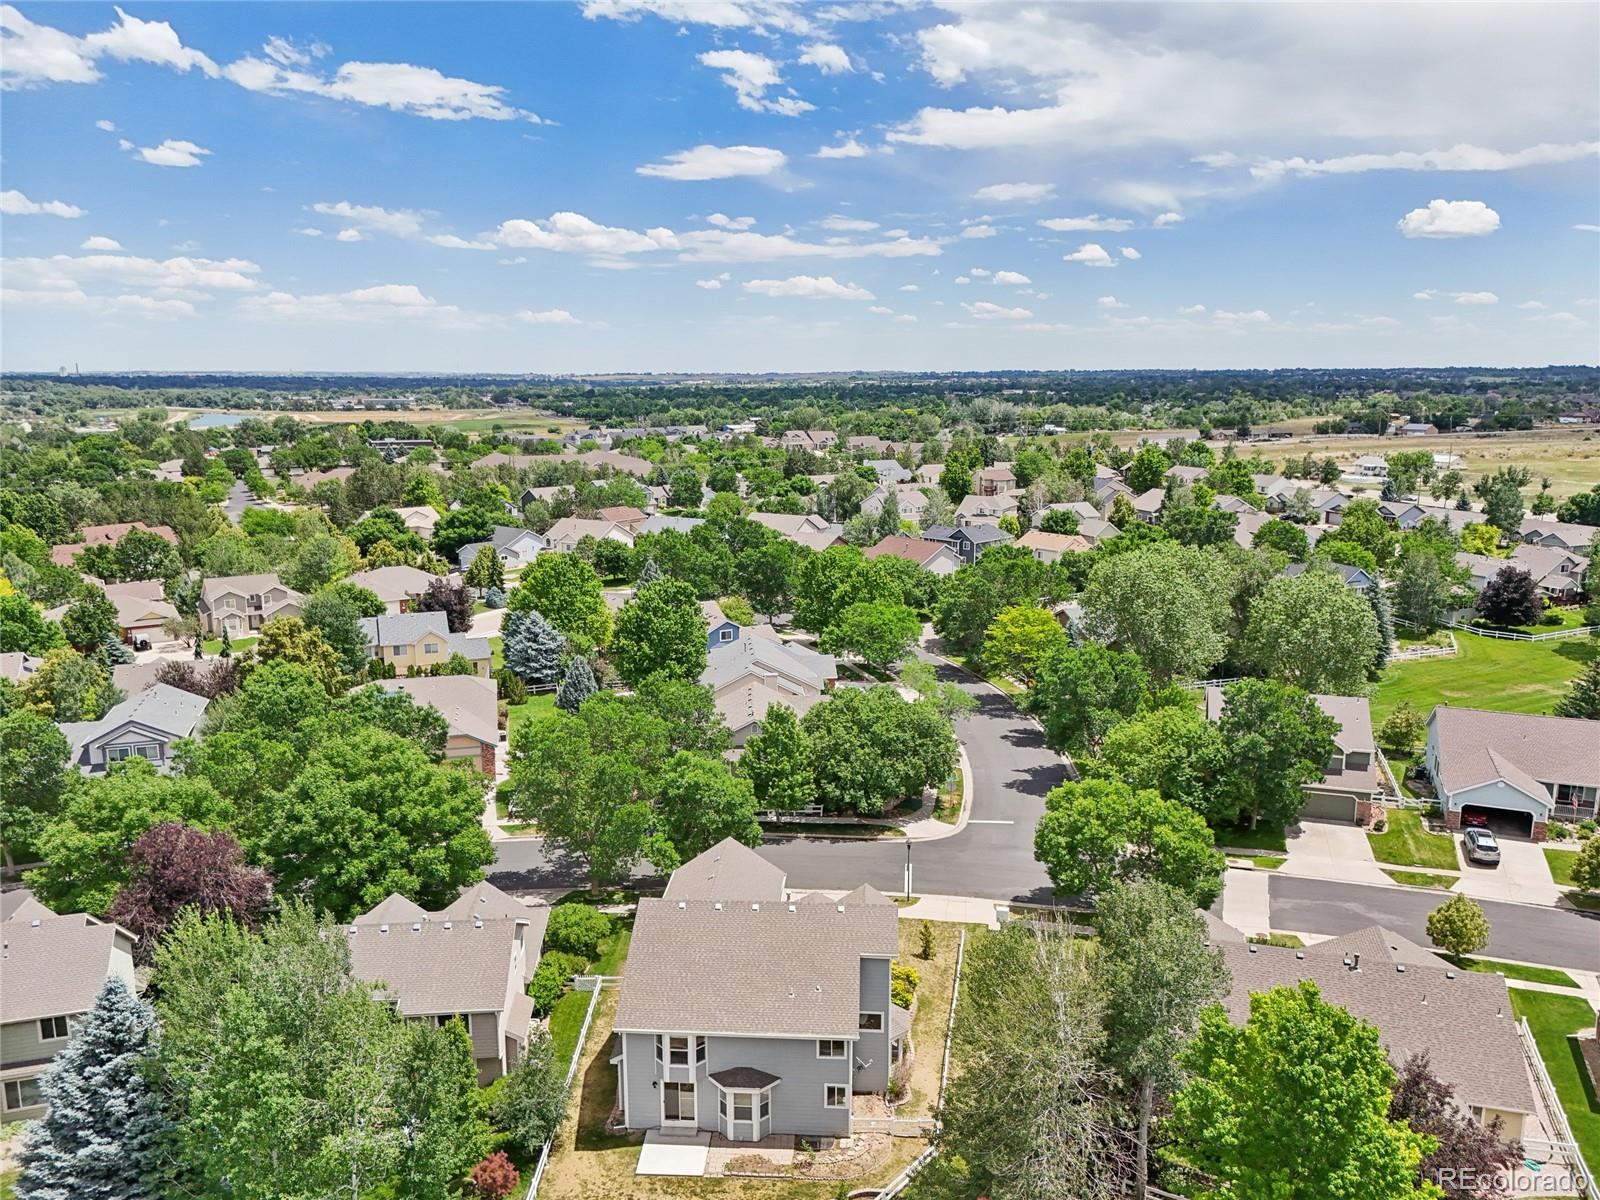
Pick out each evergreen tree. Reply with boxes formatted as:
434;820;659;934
637;556;665;585
219;628;232;658
554;654;597;713
1554;656;1600;720
464;544;505;593
502;610;563;689
16;977;169;1200
1367;579;1395;674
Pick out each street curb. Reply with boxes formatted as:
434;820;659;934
1251;863;1590;916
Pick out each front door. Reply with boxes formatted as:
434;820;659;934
661;1081;696;1128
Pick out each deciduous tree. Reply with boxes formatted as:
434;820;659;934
982;604;1068;685
510;553;612;647
737;702;814;811
1426;893;1490;964
1242;568;1381;694
107;822;272;962
1389;1052;1521;1199
1026;643;1148;755
417;575;473;633
1082;542;1230;684
1475;566;1540;627
1214;679;1339;830
821;599;922;672
610;578;708;686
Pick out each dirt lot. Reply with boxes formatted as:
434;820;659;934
897;918;968;1117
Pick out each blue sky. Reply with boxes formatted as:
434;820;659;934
2;1;1597;373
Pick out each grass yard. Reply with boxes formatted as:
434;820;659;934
1469;607;1591;636
1381;869;1458;890
933;768;964;825
1509;989;1600;1174
1371;631;1596;726
489;635;503;670
1546;848;1580;887
897;919;968;1118
1458;957;1579;988
505;691;557;740
200;635;257;655
1368;808;1460;871
1247;933;1305;948
1211;823;1288;853
549;921;633;1068
1239;855;1287;870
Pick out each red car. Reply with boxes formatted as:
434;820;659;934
1461;811;1489;829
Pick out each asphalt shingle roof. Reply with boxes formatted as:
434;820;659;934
664;838;788;902
1430;707;1599;795
0;913;132;1023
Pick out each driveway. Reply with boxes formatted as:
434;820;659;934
1454;836;1563;905
1276;819;1390;885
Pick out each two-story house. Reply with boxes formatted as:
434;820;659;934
359;611;494;677
197;572;304;636
381;675;501;775
610;840;906;1141
456;525;546;573
1519;518;1598;554
56;683;209;775
541;518;636;555
346;882;549;1083
1;894;138;1121
343;565;441;614
44;579;178;648
862;534;962;577
972;464;1017;497
922;523;1013;565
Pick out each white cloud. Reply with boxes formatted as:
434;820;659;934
516;308;580;325
898;283;920;292
1063;242;1116;267
637;144;787;181
974;181;1055;204
706;213;757;230
697;49;811;116
239;283;486;326
1178;304;1206;315
3;251;260;320
867;305;892;314
94;118;117;132
1097;295;1126;308
1038;214;1133;232
1249;141;1599;180
495;212;665;256
119;138;211;168
426;233;495;250
1452;291;1498;305
295;227;324;237
814;137;867;159
799;43;852;74
962;300;1033;320
580;0;813;36
696;277;725;289
1213;309;1272;323
1575;224;1600;233
312;201;426;238
1412;290;1437;300
0;5;220;88
1;286;195;320
336;228;364;243
820;214;878;232
960;224;997;239
954;276;971;285
260;35;328;69
968;267;992;277
0;189;83;218
991;270;1030;285
1153;212;1184;228
222;56;542;122
743;274;874;300
1358;315;1400;327
1119;246;1141;260
1397;199;1501;239
79;235;122;250
1516;300;1547;310
893;313;918;323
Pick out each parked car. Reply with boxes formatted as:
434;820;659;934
1463;827;1501;866
1461;811;1490;829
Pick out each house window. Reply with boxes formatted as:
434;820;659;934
424;642;441;655
718;1092;727;1119
108;743;162;763
695;1036;707;1064
817;1040;846;1059
719;629;734;642
654;1036;663;1064
668;1036;690;1067
759;1092;770;1120
3;1078;42;1112
39;1015;70;1041
391;644;406;655
733;1093;754;1122
824;1085;847;1109
434;1014;467;1029
858;1012;884;1032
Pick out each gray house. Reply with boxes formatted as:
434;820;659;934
610;840;906;1141
1;894;138;1121
456;525;545;572
56;682;209;775
1424;707;1598;838
923;523;1012;565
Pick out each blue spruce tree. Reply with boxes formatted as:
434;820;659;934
637;556;665;585
17;977;168;1200
503;609;563;689
555;654;598;713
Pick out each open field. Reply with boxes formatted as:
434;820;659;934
165;405;589;436
1371;630;1596;725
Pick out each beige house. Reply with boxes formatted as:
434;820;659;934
543;517;636;555
45;579;178;646
1014;530;1092;564
344;565;440;614
383;674;501;774
198;572;304;636
359;611;493;676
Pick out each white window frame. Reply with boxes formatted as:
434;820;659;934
39;1015;70;1041
424;642;441;655
823;1084;848;1109
695;1036;707;1065
108;742;163;763
660;1080;696;1126
719;628;734;642
668;1035;691;1068
858;1011;884;1032
817;1039;846;1060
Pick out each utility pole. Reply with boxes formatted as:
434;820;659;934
904;840;913;901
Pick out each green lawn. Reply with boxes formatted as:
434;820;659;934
1469;607;1590;636
1371;630;1596;725
200;635;258;655
1368;808;1460;871
504;691;556;739
548;922;632;1067
1211;823;1288;853
1247;933;1305;948
1241;855;1287;870
489;635;503;670
1546;848;1580;887
1381;869;1457;890
1459;957;1579;988
1509;989;1600;1174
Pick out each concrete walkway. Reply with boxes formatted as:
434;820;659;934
1275;819;1391;886
1220;868;1272;939
897;894;1002;929
637;1130;710;1177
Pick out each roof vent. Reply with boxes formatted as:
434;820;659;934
380;924;390;934
714;902;723;911
677;901;687;910
346;926;357;936
473;918;483;929
411;922;421;933
1248;944;1257;954
1445;970;1456;980
30;919;41;928
1294;951;1304;960
1396;964;1406;973
751;903;760;911
836;904;845;913
443;921;453;930
788;904;796;913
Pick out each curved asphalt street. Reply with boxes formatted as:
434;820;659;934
489;654;1066;904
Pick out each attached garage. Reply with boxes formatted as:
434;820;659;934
1299;791;1359;823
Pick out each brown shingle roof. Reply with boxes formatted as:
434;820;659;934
862;535;950;566
1429;707;1600;795
0;913;134;1023
663;838;787;902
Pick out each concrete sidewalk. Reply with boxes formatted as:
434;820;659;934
897;894;1002;928
1274;819;1391;886
1220;868;1272;939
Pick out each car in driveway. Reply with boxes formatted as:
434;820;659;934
1463;827;1501;866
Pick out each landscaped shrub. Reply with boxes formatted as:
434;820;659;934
545;903;611;960
890;961;920;1010
489;1031;569;1155
1581;819;1598;835
1548;821;1571;841
528;951;588;1016
484;585;507;609
496;668;528;705
469;1151;520;1200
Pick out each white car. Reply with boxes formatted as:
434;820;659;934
1462;827;1501;867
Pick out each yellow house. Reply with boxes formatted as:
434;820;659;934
359;611;493;677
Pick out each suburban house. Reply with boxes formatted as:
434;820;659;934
597;505;650;534
294;466;356;490
702;632;836;726
49;521;178;567
973;464;1017;496
456;525;546;572
542;517;636;555
749;512;846;551
346;882;549;1084
1093;476;1134;508
1282;560;1376;592
846;435;893;456
1379;501;1483;535
344;565;440;614
640;514;706;536
47;579;178;646
1212;494;1260;516
1165;464;1210;487
955;491;1020;525
56;682;209;775
197;572;304;636
367;437;435;460
860;483;932;526
1456;545;1590;602
717;682;827;747
866;459;911;485
382;674;501;775
923;523;1012;564
701;599;746;649
359;611;494;677
1015;530;1092;564
474;452;548;470
862;534;962;577
780;429;839;452
610;840;906;1141
1131;488;1166;523
569;449;653;478
1400;422;1439;436
1;894;138;1122
1204;688;1382;824
1424;707;1599;837
1215;926;1534;1142
0;652;41;683
1347;455;1390;480
391;505;440;541
1519;518;1598;555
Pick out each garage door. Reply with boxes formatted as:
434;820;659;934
1300;791;1358;822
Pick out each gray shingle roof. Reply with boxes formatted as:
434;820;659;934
57;683;209;760
383;675;499;745
1429;707;1599;796
1217;928;1534;1116
345;918;523;1016
664;838;787;902
701;634;836;694
710;1066;781;1089
0;913;134;1023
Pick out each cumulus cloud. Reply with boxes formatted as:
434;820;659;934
743;274;874;300
698;49;811;115
867;304;892;314
898;283;920;292
94;118;117;132
1213;309;1272;323
1516;300;1547;310
991;270;1030;285
636;144;787;180
79;235;122;250
336;228;364;242
962;300;1033;320
581;0;813;36
1178;304;1206;315
960;224;997;239
696;273;730;289
1063;243;1116;267
799;43;852;74
974;181;1055;203
893;313;918;323
968;267;992;277
1;189;83;217
119;138;211;167
1452;291;1498;305
3;250;260;320
0;4;218;87
516;308;579;324
706;213;757;229
1038;214;1133;232
1097;295;1126;308
495;211;665;255
1574;224;1600;233
312;201;426;238
821;214;878;232
814;136;868;159
1397;199;1501;238
221;56;542;122
238;282;491;327
1412;290;1436;300
1119;246;1141;259
1153;212;1184;228
1250;141;1599;179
